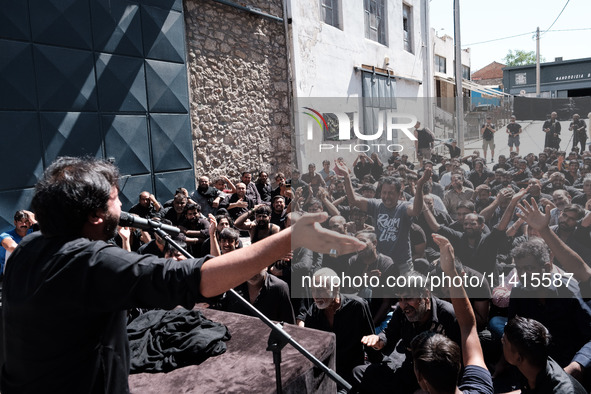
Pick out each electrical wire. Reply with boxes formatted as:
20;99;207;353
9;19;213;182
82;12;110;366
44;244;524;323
463;32;534;46
540;0;570;37
463;27;591;47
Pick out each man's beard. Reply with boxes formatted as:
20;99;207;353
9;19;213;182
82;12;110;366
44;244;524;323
256;220;269;229
103;211;120;240
357;246;375;263
558;221;574;232
314;298;334;310
404;300;428;323
183;218;198;230
197;185;208;193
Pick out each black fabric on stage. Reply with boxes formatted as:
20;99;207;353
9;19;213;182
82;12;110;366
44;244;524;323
128;309;231;373
129;308;337;393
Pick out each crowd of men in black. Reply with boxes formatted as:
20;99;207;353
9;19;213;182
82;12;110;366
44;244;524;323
5;116;591;392
92;122;591;393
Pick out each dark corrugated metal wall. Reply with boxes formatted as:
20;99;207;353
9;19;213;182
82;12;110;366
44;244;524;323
0;0;195;231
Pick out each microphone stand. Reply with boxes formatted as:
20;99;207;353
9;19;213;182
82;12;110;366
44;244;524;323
153;228;352;393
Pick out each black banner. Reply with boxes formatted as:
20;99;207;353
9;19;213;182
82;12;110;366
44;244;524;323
514;96;591;121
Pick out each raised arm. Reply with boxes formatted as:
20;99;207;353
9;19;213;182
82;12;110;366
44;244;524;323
234;207;256;231
496;187;529;232
479;189;506;222
317;188;340;217
23;210;38;227
517;199;591;283
408;168;431;217
199;213;365;297
432;234;487;369
117;226;131;252
206;214;221;257
222;175;236;194
149;194;161;212
335;160;369;212
421;203;443;232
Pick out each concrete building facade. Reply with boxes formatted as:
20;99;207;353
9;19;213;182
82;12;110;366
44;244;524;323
288;0;433;168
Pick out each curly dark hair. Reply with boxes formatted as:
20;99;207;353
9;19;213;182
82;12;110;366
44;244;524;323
32;156;119;237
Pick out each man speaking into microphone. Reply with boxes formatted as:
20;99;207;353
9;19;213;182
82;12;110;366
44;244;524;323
1;156;365;394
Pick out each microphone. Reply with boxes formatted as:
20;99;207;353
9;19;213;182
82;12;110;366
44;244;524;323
119;212;181;236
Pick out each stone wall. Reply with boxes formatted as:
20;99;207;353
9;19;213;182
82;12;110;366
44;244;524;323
184;0;293;182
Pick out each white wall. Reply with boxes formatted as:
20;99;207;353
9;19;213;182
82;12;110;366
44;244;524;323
289;0;431;169
432;31;471;80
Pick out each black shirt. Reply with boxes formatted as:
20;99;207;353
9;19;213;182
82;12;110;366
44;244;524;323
520;358;586;394
219;273;295;324
157;206;184;226
303;294;375;380
226;194;255;221
2;232;207;393
444;143;461;159
509;279;591;370
437;225;505;276
378;297;460;356
345;253;396;316
507;122;521;136
468;170;492;188
128;203;158;219
416;128;434;149
256;182;272;203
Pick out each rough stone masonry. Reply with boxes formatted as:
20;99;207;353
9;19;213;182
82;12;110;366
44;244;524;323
184;0;294;181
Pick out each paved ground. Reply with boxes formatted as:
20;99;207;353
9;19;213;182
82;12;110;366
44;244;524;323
463;120;585;162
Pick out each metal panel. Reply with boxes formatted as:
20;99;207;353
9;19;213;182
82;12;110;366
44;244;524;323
0;0;194;230
140;0;183;14
141;5;185;63
29;0;92;49
103;115;151;175
146;59;189;112
154;169;196;206
0;1;30;40
0;40;37;110
150;114;193;172
95;53;147;112
0;112;44;191
90;0;144;57
34;45;98;111
118;174;153;212
40;112;103;164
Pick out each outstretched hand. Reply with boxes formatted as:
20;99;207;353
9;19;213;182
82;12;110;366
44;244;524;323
432;234;456;276
291;212;365;255
516;198;550;232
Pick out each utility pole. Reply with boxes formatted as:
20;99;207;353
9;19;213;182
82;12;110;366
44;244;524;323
421;0;433;133
453;0;465;153
536;26;540;96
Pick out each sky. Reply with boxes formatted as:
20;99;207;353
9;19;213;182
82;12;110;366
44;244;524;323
429;0;591;71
